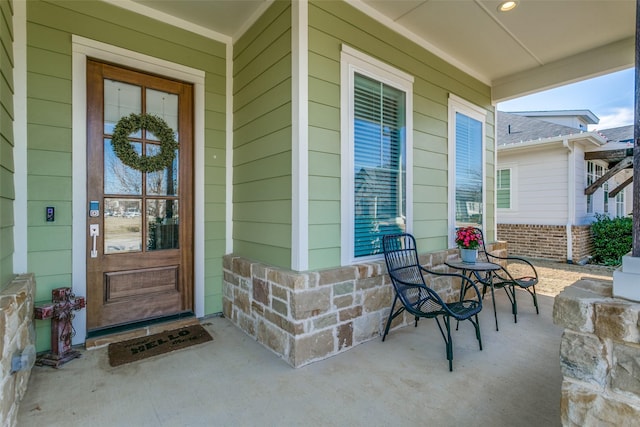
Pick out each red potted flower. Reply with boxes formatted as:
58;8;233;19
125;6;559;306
455;227;482;263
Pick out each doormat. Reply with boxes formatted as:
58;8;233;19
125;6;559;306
108;324;212;367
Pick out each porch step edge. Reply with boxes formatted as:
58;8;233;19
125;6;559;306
85;317;200;350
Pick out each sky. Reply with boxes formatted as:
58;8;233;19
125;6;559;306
498;68;635;131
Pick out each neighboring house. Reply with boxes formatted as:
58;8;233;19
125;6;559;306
0;0;634;376
496;111;633;263
588;124;634;216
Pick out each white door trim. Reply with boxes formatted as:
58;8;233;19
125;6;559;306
71;35;206;343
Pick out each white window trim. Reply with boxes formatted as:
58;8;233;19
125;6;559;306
447;94;487;247
340;45;414;265
586;160;608;216
496;165;517;212
586;160;595;214
616;191;625;218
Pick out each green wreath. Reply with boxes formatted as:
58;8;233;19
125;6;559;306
111;113;178;172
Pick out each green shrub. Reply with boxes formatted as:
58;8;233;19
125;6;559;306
590;213;632;266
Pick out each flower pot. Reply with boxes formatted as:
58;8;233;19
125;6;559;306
460;248;478;264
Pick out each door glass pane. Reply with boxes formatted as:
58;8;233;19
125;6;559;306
104;79;141;135
104;139;142;195
146;144;178;196
147;199;179;250
146;88;179;141
104;198;142;254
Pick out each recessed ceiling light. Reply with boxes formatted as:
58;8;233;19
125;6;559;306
498;1;518;12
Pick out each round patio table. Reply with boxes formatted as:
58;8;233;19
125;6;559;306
445;260;502;331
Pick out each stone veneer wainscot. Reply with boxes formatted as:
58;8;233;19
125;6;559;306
223;241;507;367
0;274;36;426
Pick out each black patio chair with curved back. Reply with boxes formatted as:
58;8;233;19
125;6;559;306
472;227;539;323
382;233;483;371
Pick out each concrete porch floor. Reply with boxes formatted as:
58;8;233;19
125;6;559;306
18;291;562;426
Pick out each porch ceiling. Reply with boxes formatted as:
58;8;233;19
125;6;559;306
126;0;636;102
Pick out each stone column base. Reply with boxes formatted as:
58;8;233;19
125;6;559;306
0;273;37;426
613;254;640;302
554;278;640;425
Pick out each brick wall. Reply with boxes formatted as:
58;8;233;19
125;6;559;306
0;274;36;426
572;225;594;262
497;224;593;263
222;241;507;367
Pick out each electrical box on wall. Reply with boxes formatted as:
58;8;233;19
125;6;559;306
46;206;55;222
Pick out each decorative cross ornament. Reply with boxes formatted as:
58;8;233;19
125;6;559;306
34;287;86;368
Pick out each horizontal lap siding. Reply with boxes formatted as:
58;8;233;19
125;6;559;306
233;1;292;268
308;1;493;268
499;147;569;225
0;0;12;288
26;0;227;347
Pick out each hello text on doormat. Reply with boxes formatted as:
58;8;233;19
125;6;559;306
108;324;213;367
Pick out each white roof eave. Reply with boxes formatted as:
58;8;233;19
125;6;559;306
498;132;607;152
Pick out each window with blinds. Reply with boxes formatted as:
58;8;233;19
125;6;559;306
497;168;511;209
455;112;483;227
353;73;406;258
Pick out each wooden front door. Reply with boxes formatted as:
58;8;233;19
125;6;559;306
86;60;194;331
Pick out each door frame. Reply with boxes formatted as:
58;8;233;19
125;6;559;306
71;36;206;344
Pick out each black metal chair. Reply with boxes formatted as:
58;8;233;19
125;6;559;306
382;233;483;371
472;227;539;323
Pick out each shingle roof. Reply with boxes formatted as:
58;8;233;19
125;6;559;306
497;111;588;146
598;125;633;144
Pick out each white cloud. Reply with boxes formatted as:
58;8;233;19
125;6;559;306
589;107;634;131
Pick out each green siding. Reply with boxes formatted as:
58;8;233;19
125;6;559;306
234;127;291;165
27;0;227;349
307;1;494;268
0;0;13;288
232;0;292;268
233;103;291;152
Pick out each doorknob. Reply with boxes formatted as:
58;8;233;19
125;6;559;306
89;224;99;258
